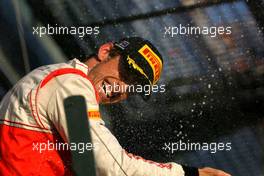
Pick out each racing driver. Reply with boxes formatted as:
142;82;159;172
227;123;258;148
0;37;231;176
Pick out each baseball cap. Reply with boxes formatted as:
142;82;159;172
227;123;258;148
114;37;163;100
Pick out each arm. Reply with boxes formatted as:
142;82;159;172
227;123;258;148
44;74;230;176
89;118;186;176
44;75;188;176
91;123;231;176
199;168;231;176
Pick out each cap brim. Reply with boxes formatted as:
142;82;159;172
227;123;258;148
121;66;152;101
137;76;152;101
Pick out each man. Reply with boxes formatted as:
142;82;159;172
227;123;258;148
0;37;230;176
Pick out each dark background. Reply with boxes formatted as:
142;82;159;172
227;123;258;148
0;0;264;175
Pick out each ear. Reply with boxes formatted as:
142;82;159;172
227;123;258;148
97;42;114;62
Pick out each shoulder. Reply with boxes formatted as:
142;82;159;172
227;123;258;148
38;68;99;105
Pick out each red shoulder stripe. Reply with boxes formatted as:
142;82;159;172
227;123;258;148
40;68;99;103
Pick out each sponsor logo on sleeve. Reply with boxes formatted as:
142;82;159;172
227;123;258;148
87;110;101;119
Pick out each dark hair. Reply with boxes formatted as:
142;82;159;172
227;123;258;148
81;46;122;62
108;46;122;58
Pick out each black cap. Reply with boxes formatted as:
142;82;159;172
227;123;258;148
114;37;163;100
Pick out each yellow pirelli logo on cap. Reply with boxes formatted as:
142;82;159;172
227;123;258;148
138;44;163;84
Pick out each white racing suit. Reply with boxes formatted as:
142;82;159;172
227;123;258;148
0;59;185;176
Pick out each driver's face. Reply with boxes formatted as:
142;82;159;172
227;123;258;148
88;55;130;104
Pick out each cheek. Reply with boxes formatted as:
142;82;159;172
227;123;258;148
104;59;121;78
107;69;120;79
